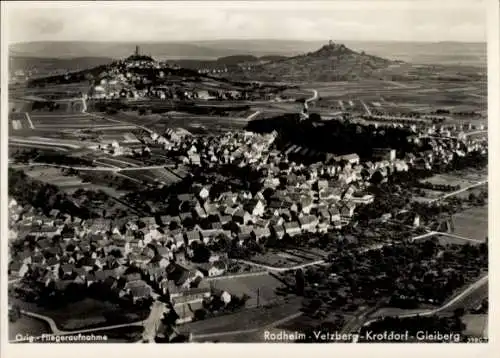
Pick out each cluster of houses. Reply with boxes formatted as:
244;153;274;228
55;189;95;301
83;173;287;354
85;51;284;102
419;122;487;139
8;190;274;326
406;130;488;170
7;197;227;309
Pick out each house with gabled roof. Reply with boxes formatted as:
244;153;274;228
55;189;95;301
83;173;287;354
184;230;202;246
179;211;193;223
299;197;314;214
340;202;356;221
244;199;265;217
233;208;252;225
299;215;319;233
197;261;226;277
87;218;112;233
178;193;196;204
197;186;211;201
160;215;172;227
193;203;207;219
60;263;75;278
252;227;271;241
283;222;301;237
121;280;152;303
140;216;158;230
343;185;356;200
328;206;341;223
217;192;238;205
9;261;30;278
129;254;151;268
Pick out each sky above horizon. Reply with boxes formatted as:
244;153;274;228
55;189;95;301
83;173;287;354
6;0;487;44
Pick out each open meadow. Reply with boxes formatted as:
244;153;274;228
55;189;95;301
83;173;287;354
249;247;327;269
10;297;143;332
452;205;488;242
209;273;285;307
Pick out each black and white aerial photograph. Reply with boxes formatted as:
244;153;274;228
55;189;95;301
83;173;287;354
2;0;494;347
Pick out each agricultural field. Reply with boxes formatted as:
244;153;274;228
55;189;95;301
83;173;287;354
118;169;166;185
412;169;487;202
434;234;483;246
22;166;90;191
9;112;35;131
250;247;326;269
452;205;488;242
448;167;488;183
184;297;302;337
310;79;485;117
165;113;249;133
96;132;141;144
144;168;184;185
209;274;285;307
28;113;111;130
421;173;478;188
94;156;141;169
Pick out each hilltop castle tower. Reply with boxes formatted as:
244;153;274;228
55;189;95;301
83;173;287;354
135;45;140;56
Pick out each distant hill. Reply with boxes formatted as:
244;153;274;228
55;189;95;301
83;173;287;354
237;42;397;82
231;42;486;82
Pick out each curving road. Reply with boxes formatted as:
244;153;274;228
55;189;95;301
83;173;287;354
246;111;262;121
305;89;318;104
360;100;372;116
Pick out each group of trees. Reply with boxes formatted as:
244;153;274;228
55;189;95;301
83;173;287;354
415;181;461;192
9;169;91;218
15;262;153;317
294;239;487;314
8;305;21;323
246;114;419;160
9;168;135;220
356;183;413;222
78;171;140;192
191;293;251;322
